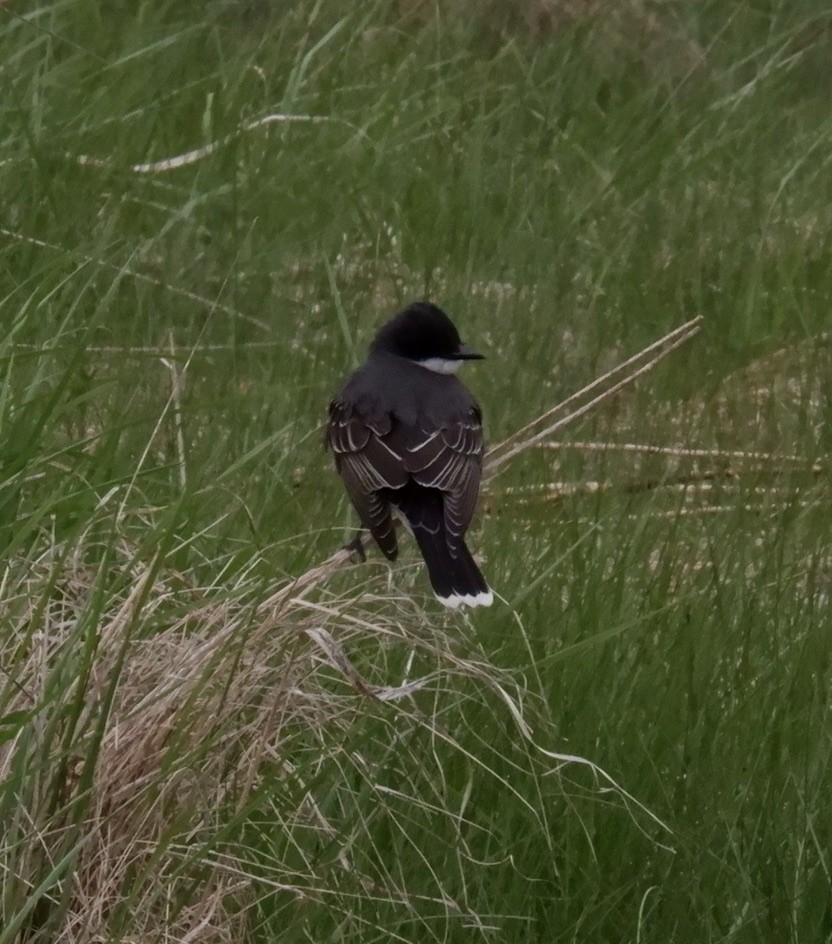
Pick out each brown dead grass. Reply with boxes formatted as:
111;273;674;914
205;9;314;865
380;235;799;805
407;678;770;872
1;540;447;940
6;524;596;940
491;332;829;551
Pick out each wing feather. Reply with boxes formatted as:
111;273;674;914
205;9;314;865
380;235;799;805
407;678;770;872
327;399;404;559
410;405;484;545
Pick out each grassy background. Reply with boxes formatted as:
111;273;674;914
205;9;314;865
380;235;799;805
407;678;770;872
2;0;831;941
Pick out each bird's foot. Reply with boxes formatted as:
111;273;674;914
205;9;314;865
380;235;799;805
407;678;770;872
343;532;367;562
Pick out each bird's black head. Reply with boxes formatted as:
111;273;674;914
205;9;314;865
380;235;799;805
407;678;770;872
370;302;484;368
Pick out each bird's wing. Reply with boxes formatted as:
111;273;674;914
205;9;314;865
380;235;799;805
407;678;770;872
404;404;484;546
326;399;408;559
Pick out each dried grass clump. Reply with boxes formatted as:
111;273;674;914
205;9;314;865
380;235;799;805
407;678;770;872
2;534;597;941
1;540;505;941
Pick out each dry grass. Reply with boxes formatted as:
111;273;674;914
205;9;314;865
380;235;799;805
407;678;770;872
2;537;493;940
489;331;830;517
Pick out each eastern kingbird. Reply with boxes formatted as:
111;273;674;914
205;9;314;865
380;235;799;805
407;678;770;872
326;301;492;609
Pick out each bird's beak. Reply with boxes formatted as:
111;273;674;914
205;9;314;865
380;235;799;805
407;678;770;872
456;343;485;360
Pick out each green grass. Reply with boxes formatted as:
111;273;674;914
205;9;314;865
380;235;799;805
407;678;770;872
2;1;832;941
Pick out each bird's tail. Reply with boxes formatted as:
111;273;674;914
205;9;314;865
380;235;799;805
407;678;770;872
393;488;492;609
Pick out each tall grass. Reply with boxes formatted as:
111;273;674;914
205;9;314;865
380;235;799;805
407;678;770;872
2;1;831;940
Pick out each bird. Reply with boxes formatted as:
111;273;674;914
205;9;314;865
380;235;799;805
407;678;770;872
326;301;493;609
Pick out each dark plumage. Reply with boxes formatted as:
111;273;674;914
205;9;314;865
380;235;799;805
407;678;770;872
326;302;492;608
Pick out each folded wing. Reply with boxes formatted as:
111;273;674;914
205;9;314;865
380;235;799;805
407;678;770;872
326;400;405;559
400;406;484;552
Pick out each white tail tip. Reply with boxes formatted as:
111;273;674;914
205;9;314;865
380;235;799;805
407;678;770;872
436;589;494;609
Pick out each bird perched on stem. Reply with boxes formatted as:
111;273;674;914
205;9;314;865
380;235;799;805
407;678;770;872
326;301;492;609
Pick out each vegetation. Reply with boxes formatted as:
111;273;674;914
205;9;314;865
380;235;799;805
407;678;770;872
1;1;831;940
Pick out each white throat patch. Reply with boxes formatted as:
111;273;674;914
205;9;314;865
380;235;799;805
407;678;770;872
418;357;462;375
